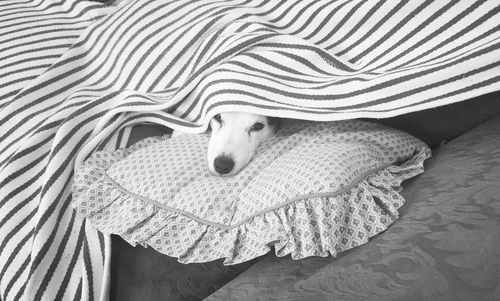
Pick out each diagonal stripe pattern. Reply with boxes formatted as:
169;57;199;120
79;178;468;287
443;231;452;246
0;0;499;300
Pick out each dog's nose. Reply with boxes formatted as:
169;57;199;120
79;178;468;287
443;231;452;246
214;155;235;175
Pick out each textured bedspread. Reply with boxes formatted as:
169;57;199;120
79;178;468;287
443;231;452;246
0;0;499;300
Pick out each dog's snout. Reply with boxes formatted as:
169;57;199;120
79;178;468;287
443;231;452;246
214;155;235;175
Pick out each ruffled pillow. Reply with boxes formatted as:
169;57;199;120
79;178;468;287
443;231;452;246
72;120;431;264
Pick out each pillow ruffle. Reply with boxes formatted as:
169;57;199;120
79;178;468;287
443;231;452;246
72;134;430;264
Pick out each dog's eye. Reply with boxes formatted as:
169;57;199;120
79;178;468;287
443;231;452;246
250;122;265;132
213;114;222;123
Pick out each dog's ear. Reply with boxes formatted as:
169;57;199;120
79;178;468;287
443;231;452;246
267;117;281;133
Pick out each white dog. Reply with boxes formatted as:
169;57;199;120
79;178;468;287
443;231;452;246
172;112;280;176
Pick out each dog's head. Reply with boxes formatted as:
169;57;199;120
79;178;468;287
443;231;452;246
207;112;279;176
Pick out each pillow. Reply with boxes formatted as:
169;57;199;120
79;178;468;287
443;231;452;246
72;120;431;264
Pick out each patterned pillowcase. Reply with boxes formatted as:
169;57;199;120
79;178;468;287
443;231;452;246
72;120;431;264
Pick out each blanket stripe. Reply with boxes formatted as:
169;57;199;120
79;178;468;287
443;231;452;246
0;2;113;301
0;0;499;300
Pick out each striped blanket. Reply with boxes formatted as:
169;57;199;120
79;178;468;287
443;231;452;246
0;0;499;300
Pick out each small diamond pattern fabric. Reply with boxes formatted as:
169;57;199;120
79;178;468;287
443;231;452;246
72;120;430;264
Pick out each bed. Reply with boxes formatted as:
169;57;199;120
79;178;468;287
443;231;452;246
1;1;499;300
109;92;500;301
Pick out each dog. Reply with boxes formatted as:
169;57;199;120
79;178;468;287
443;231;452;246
171;112;280;176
